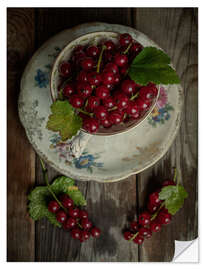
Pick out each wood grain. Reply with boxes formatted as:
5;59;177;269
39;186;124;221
134;8;198;261
7;8;36;261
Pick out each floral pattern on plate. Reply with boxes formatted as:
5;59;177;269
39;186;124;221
49;134;103;173
35;47;62;88
148;86;174;127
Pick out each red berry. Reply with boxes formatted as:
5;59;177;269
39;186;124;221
101;117;112;128
59;194;74;208
123;231;133;240
162;180;176;187
104;63;119;75
83;117;99;133
86;46;100;57
94;106;108;120
63;83;75;98
77;70;88;82
48;201;60;213
119;33;132;47
157;211;172;225
105;83;114;91
114;93;129;110
79;210;88;219
77;82;92;99
114;74;120;85
138;212;151;226
109;110;123;125
150;221;161;232
114;53;128;67
139;227;152;238
147;83;158;95
104;40;115;51
56;210;67;223
130;221;139;232
136;98;151;111
96;85;110;99
86;96;100;112
71;228;81;239
59;61;72;77
130;42;143;55
72;52;86;66
63;217;76;230
81;57;94;71
81;218;92;230
68;208;80;219
74;45;85;54
104;50;113;62
69;94;84;108
125;101;140;117
102;71;115;85
149;192;162;206
120;65;129;75
87;72;102;86
80;230;91;242
147;202;158;213
91;227;101;238
103;97;115;109
139;86;157;101
133;235;144;245
121;79;136;95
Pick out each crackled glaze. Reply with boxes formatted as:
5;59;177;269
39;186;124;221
18;22;183;182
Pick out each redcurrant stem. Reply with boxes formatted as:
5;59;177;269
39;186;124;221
173;167;177;183
39;157;67;213
77;222;83;229
108;106;117;112
150;202;165;221
129;231;139;241
77;108;94;117
123;43;132;55
130;92;139;100
96;45;106;73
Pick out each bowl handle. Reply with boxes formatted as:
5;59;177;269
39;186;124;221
66;131;93;161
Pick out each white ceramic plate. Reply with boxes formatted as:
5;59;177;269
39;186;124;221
18;22;183;182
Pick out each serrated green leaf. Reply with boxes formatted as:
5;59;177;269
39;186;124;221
28;176;86;226
129;47;180;85
46;100;82;141
159;186;177;200
67;186;87;206
159;185;188;215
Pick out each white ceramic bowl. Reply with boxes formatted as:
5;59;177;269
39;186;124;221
50;31;160;136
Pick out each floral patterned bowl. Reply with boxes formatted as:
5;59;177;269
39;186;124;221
50;31;160;136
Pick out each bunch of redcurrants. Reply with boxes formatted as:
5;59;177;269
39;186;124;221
58;33;158;133
48;194;101;242
124;180;175;244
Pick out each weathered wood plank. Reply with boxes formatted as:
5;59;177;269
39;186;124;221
135;8;198;261
34;7;139;262
7;8;36;261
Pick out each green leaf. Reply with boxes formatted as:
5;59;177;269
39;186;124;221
28;176;86;226
46;100;82;141
128;47;180;85
159;185;188;215
67;186;86;206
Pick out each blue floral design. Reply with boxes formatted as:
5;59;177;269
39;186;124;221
148;104;174;127
74;154;103;172
35;69;49;88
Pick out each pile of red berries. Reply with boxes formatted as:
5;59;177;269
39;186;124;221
58;33;158;133
48;194;101;242
123;179;175;244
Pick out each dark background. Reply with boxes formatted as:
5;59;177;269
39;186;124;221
7;8;198;262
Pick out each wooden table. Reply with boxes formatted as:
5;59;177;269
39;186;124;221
7;8;198;262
